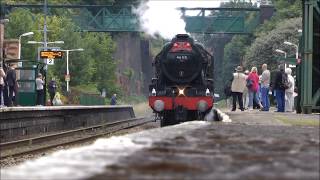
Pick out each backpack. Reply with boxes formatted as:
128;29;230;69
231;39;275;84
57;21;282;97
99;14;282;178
281;73;290;89
246;79;253;88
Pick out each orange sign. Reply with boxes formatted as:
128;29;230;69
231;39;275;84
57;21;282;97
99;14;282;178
40;51;63;59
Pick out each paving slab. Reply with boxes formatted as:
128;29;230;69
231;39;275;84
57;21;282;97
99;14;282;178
225;109;319;126
87;122;319;180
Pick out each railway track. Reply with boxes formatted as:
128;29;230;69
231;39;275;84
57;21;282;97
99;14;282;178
0;117;153;159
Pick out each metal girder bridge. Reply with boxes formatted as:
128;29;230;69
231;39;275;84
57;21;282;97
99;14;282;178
1;4;140;32
298;0;320;113
179;6;274;34
2;4;274;34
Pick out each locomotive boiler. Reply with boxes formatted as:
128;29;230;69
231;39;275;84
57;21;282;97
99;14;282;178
149;34;214;126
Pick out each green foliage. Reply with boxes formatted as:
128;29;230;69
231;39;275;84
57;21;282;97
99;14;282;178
223;35;252;85
118;95;146;105
244;18;301;70
5;8;119;98
73;84;99;94
255;0;302;37
2;0;115;5
218;0;302;99
149;36;166;57
123;67;134;79
4;8;37;60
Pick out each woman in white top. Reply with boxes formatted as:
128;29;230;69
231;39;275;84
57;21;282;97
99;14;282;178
36;73;44;105
285;68;295;112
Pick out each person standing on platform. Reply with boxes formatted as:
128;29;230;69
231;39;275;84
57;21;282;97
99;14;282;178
243;70;250;109
36;73;45;106
230;66;246;111
110;94;117;105
5;64;16;107
247;67;263;110
48;77;57;106
272;64;286;112
285;68;295;112
260;64;270;111
0;67;6;107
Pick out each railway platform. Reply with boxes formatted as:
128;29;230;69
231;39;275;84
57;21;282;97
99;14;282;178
1;110;319;180
0;105;135;142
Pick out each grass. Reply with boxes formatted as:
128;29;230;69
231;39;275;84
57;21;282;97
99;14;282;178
119;95;147;105
73;84;99;94
275;116;320;126
118;95;151;117
214;99;229;109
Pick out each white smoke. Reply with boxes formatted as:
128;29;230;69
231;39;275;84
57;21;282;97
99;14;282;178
134;0;225;39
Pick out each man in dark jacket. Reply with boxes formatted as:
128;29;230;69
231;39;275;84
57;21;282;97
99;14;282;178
6;64;16;107
48;77;57;106
110;94;117;105
271;64;286;112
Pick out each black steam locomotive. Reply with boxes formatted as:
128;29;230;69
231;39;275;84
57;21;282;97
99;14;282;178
149;34;214;126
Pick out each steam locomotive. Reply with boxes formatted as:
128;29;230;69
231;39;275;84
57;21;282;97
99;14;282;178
149;34;214;126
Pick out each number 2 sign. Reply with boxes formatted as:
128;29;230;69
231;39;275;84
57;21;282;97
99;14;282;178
47;58;54;65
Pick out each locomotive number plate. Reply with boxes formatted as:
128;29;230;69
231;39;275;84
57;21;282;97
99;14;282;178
176;55;188;62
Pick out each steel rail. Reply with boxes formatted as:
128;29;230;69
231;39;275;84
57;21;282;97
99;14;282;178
0;117;152;158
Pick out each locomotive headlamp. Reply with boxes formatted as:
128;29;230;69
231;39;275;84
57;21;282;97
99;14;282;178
178;88;185;96
205;88;210;96
151;88;156;96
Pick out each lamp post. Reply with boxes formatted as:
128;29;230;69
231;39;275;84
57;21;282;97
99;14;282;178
275;49;287;69
60;49;84;92
284;41;299;63
0;19;9;24
18;32;34;67
18;32;34;60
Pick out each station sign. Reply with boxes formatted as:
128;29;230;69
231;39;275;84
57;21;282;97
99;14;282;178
47;58;55;65
65;74;70;82
40;51;63;59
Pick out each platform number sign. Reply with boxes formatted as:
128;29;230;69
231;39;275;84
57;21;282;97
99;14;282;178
47;58;54;65
40;51;63;65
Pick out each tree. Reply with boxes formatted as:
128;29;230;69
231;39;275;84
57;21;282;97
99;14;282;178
223;35;252;85
4;8;37;60
4;8;118;96
255;0;302;37
244;18;301;71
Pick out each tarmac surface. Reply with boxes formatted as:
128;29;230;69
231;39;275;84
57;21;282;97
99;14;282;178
1;110;319;180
